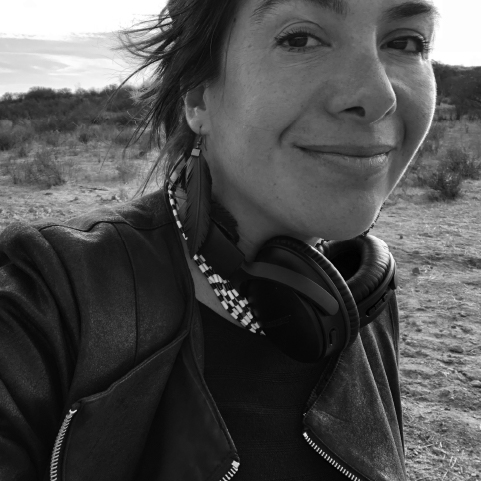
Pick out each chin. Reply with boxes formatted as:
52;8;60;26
307;208;383;241
320;225;371;241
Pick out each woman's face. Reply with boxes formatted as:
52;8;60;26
192;0;437;254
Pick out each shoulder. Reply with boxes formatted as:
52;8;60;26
0;190;177;268
0;189;190;343
35;189;173;238
0;189;193;394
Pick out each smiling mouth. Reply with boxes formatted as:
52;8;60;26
296;145;393;175
297;144;395;157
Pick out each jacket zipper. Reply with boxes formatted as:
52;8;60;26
303;430;363;481
50;408;78;481
50;406;238;481
219;460;240;481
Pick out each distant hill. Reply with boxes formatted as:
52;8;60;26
433;62;481;120
0;85;138;132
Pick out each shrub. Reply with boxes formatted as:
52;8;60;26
410;160;431;187
444;147;481;180
31;148;67;187
419;122;447;156
5;148;67;187
78;132;90;144
0;130;15;151
45;130;61;147
115;157;139;183
34;117;77;134
113;128;135;147
0;125;34;151
16;143;30;158
427;168;463;201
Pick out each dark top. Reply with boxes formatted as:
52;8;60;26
200;302;348;481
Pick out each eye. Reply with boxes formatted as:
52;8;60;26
275;29;324;51
386;36;431;56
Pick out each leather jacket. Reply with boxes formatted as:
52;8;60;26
0;190;406;481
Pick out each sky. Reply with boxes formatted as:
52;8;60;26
0;0;480;96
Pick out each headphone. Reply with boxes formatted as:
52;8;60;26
198;219;397;363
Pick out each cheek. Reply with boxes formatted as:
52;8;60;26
398;66;436;148
216;48;311;136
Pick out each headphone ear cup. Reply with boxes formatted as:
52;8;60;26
324;235;392;302
260;237;360;347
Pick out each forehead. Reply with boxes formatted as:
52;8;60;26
250;0;440;23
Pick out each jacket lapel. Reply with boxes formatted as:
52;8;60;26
60;330;187;481
59;309;237;481
135;331;239;481
304;320;406;481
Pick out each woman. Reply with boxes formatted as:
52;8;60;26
0;0;438;479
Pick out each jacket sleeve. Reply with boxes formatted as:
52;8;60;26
0;222;80;480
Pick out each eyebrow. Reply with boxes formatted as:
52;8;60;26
251;0;348;24
382;1;440;22
251;0;439;24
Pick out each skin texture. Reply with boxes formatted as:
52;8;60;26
184;0;437;319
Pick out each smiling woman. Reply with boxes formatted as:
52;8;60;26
0;0;438;480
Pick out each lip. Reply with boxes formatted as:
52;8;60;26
296;145;394;176
297;144;395;157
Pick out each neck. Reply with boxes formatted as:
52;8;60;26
213;192;319;263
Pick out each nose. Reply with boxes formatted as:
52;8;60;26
324;50;397;124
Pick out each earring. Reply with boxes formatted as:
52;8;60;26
178;135;213;257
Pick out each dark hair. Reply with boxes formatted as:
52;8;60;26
117;0;239;191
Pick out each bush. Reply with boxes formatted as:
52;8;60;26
444;147;481;180
115;158;139;183
427;168;463;201
419;122;447;156
78;132;91;144
113;128;135;147
0;130;15;151
5;148;67;187
34;117;77;134
0;125;34;151
31;148;67;187
45;130;61;147
410;159;431;187
16;143;31;158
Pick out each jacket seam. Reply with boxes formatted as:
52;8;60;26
112;223;140;368
37;218;175;235
388;296;400;366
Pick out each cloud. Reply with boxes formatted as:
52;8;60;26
0;35;132;95
0;34;118;59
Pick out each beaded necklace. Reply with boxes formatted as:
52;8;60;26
167;185;264;335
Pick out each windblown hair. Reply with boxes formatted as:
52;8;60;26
117;0;239;191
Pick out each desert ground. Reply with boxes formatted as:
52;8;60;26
0;120;480;480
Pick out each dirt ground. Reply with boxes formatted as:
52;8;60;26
375;180;481;480
0;135;480;480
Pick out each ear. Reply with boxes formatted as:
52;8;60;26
184;84;211;135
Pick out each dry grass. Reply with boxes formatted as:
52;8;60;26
0;124;154;189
